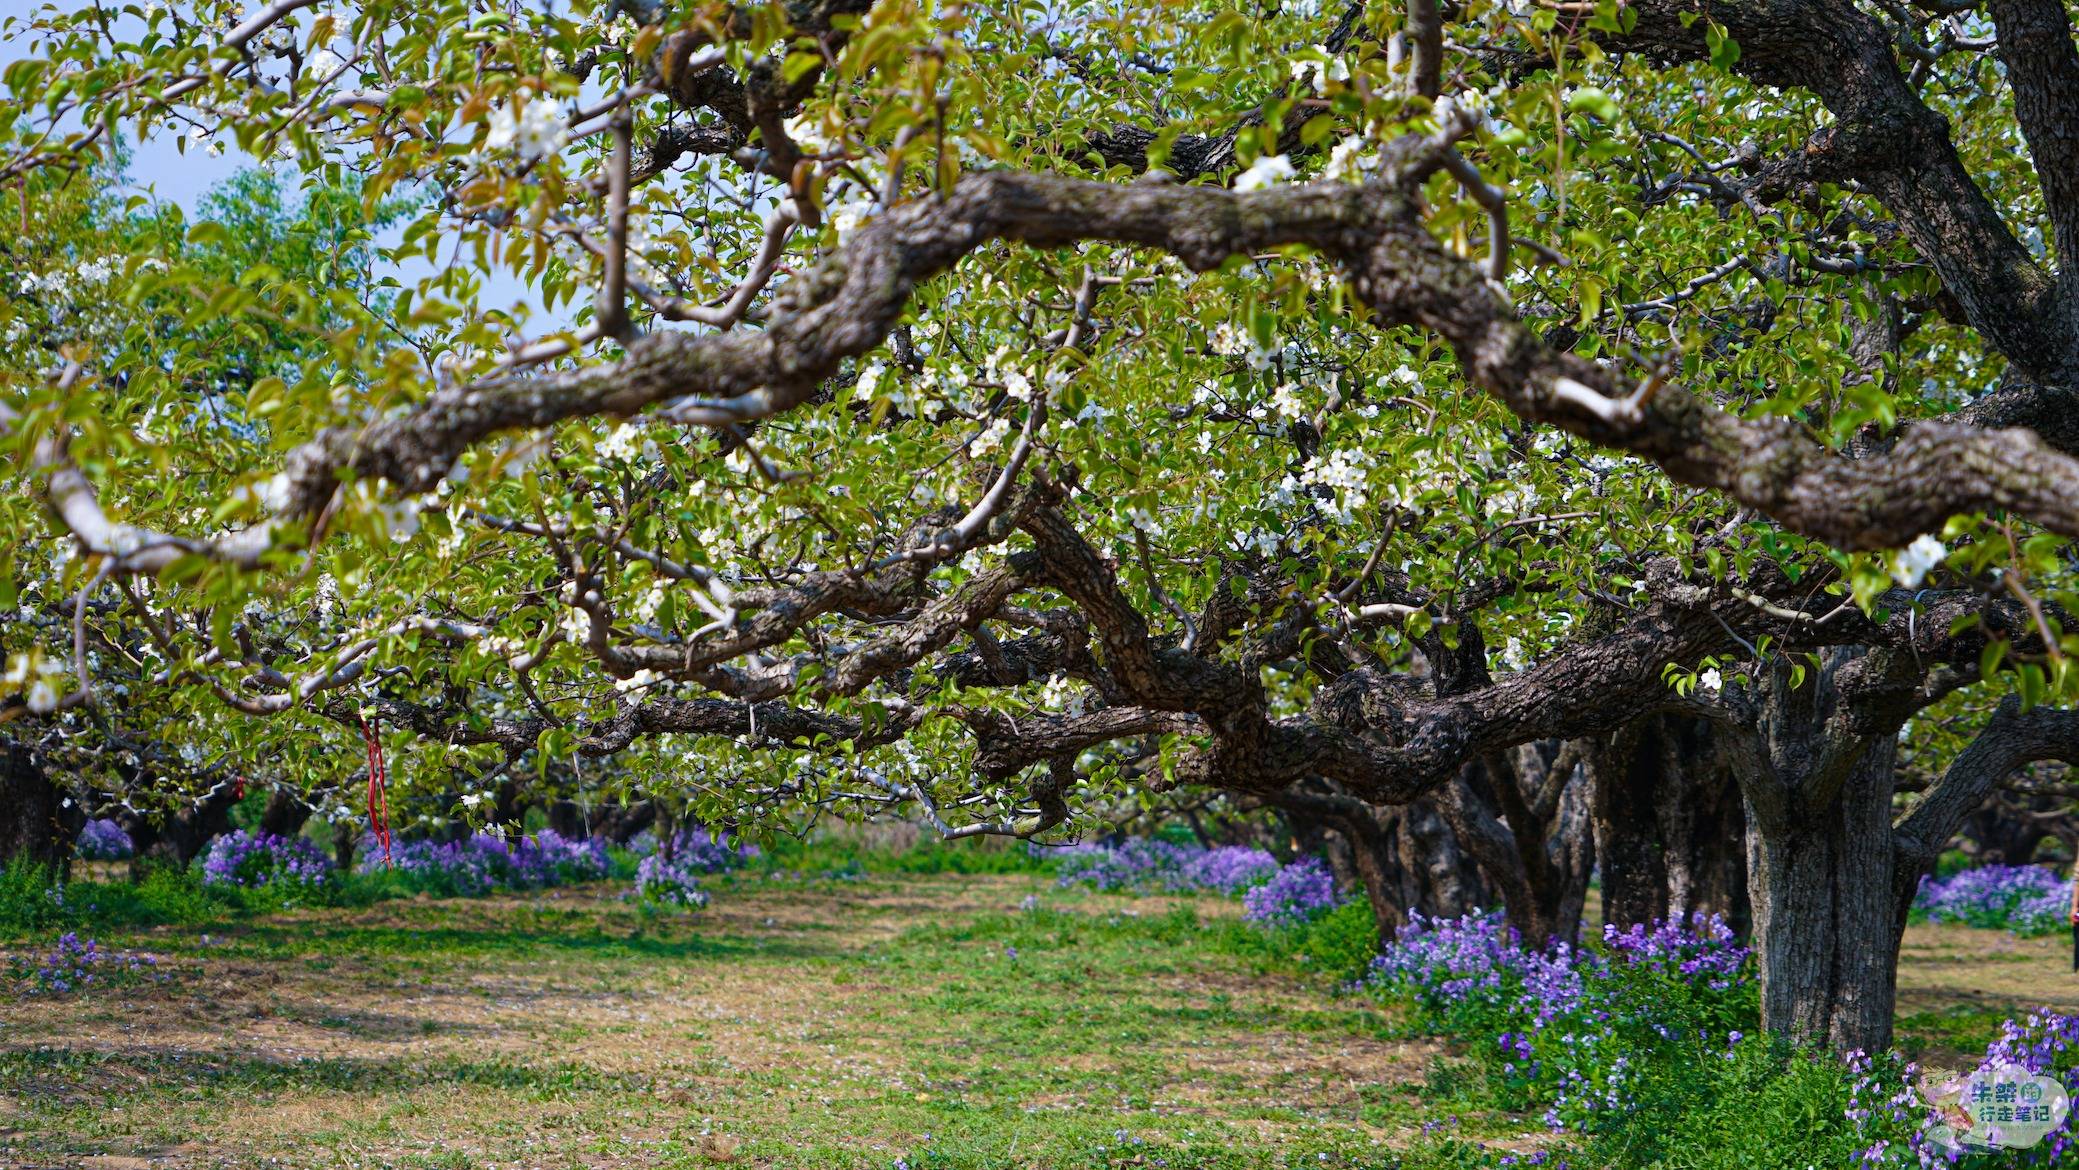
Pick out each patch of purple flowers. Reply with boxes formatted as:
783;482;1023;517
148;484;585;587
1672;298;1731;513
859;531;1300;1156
1045;838;1279;895
360;830;609;895
1190;845;1283;893
635;851;713;908
641;827;759;874
8;932;166;996
200;830;333;888
1914;863;2068;937
76;818;134;861
1368;910;1752;1134
1241;857;1343;928
1367;911;1564;1017
1846;1009;2079;1166
1048;839;1199;892
531;829;612;882
1601;913;1750;992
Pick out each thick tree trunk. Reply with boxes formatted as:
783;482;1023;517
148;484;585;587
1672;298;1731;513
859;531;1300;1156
546;799;587;839
1329;803;1407;940
1735;649;1926;1056
1438;745;1595;950
493;776;525;842
1590;715;1750;934
1398;798;1489;919
1267;788;1488;942
589;799;657;843
1958;798;2055;867
0;738;83;873
1746;740;1901;1054
332;820;359;870
1589;724;1669;931
257;789;312;838
125;781;242;876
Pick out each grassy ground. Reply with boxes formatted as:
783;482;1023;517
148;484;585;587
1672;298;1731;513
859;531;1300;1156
1894;919;2079;1068
0;871;1513;1170
7;865;2072;1170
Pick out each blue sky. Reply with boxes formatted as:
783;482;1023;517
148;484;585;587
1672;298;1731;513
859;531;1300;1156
1;0;559;326
1;0;246;207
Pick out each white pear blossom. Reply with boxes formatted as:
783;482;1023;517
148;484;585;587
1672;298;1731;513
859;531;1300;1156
1890;534;1947;588
853;361;890;402
784;112;830;154
376;496;421;542
485;92;566;161
306;47;347;79
1234;154;1297;192
830;197;875;236
1325;137;1375;181
1289;49;1349;96
26;678;57;714
971;417;1013;457
1269;383;1308;419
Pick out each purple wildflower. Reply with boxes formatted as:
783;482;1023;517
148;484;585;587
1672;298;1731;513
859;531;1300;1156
635;851;712;908
8;932;167;996
361;830;610;894
76;818;134;861
1044;838;1281;896
1242;857;1342;928
1914;864;2069;936
200;830;333;888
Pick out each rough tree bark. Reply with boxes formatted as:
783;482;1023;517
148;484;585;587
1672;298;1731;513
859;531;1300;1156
0;736;83;872
1398;799;1490;923
1436;742;1597;950
589;799;658;844
1746;729;1903;1055
332;820;358;871
1271;788;1487;941
547;800;588;839
122;781;243;876
1588;714;1750;934
1959;798;2056;867
256;788;312;838
1724;649;1921;1054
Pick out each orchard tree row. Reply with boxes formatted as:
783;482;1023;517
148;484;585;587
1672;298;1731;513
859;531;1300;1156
6;0;2079;1055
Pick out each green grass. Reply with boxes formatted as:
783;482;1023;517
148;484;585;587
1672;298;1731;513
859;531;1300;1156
0;867;1522;1169
9;846;2046;1169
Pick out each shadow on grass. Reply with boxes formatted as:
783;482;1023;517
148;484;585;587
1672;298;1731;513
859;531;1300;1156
200;919;851;963
0;1043;650;1110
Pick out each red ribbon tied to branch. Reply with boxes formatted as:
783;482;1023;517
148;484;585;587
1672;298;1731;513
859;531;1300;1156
359;713;391;865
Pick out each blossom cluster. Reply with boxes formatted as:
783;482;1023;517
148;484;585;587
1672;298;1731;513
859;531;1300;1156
76;818;135;861
1241;857;1343;928
1043;839;1279;895
200;830;334;888
8;932;166;996
1913;863;2068;937
358;829;609;896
